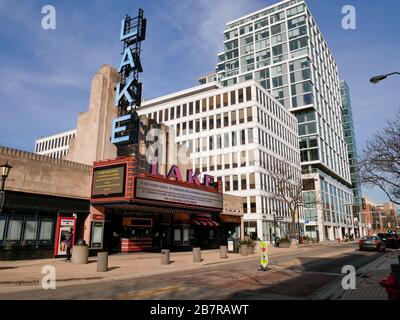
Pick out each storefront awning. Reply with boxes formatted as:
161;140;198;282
191;219;219;227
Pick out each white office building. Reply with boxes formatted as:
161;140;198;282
199;0;354;241
35;129;76;159
138;80;301;241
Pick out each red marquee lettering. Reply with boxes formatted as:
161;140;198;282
186;169;201;186
166;165;183;181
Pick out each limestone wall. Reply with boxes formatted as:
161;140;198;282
0;146;92;199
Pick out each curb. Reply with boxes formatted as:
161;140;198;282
0;276;104;287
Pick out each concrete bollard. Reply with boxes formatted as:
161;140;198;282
161;249;170;265
240;244;248;256
71;245;89;264
97;252;108;272
220;246;228;259
193;247;201;262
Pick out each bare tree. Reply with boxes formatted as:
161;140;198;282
265;160;319;239
359;112;400;205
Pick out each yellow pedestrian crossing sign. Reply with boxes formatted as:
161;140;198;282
260;241;268;270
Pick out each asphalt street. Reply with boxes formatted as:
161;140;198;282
0;244;385;300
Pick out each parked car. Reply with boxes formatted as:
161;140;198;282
359;236;385;251
377;233;398;249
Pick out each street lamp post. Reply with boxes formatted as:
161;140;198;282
370;72;400;84
0;162;13;213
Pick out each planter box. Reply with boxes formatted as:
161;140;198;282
247;246;254;255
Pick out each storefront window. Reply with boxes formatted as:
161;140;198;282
39;220;53;241
183;228;189;242
7;219;23;241
0;219;5;241
23;220;38;241
174;228;181;241
244;221;257;240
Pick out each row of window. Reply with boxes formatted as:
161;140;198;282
144;88;252;124
43;149;68;160
224;0;304;32
320;180;353;225
0;215;54;246
36;133;75;153
258;128;299;165
180;128;254;154
172;107;254;137
255;86;297;131
258;151;300;184
191;149;255;172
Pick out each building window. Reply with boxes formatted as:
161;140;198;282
189;102;193;115
246;87;251;101
232;175;239;191
250;173;256;189
231;111;237;125
225;177;230;191
247;107;253;122
241;175;247;190
231;91;236;105
209;97;214;111
232;152;238;168
223;93;228;107
223;113;229;127
216;95;221;109
224;133;229;148
232;132;237;147
238;89;244;103
240;129;246;145
209;117;214;130
224;153;230;169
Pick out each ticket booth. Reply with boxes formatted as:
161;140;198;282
121;217;153;252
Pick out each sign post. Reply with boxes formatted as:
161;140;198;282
259;241;268;271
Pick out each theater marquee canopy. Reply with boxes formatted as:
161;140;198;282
90;157;223;212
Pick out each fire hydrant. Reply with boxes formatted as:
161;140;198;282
380;273;400;300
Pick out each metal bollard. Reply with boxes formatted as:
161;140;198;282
97;252;108;272
193;247;201;262
161;249;170;265
220;246;228;259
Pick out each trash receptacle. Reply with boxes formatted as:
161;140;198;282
72;239;89;264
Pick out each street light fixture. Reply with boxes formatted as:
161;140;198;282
370;72;400;84
0;162;13;212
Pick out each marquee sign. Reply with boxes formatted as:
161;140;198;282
135;178;223;209
111;9;146;146
91;164;126;198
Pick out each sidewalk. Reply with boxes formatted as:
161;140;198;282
0;244;314;289
0;241;359;293
332;250;400;300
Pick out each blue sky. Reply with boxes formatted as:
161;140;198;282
0;0;399;203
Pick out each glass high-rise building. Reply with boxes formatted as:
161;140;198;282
340;80;363;237
200;0;355;241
